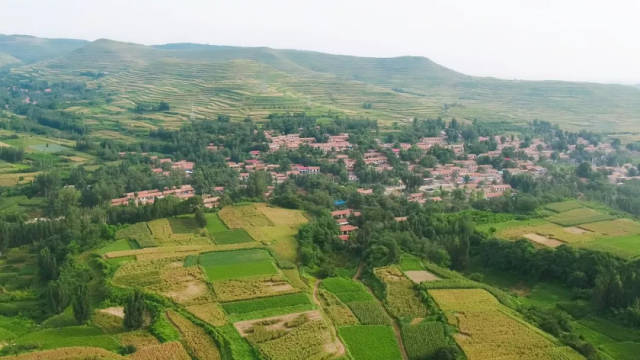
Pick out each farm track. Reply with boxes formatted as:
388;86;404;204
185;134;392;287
353;263;409;360
312;280;346;359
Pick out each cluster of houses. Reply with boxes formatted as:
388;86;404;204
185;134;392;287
330;208;360;241
111;128;636;212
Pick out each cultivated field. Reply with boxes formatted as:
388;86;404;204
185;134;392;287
374;266;428;320
546;208;615;227
429;289;583;360
339;325;403;360
321;277;390;325
198;249;278;281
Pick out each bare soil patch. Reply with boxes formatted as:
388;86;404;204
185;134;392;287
523;233;564;248
404;270;441;283
564;226;590;234
234;310;321;337
99;306;124;318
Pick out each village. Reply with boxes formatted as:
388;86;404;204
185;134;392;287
110;128;638;241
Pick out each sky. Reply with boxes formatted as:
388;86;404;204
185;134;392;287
1;0;639;84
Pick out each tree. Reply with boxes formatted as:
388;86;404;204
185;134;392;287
194;207;207;228
124;289;146;330
38;247;59;281
72;283;90;324
576;162;593;179
46;280;68;314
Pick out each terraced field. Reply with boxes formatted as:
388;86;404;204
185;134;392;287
429;289;583;360
480;202;640;258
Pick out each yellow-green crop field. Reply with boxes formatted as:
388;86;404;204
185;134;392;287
429;289;583;360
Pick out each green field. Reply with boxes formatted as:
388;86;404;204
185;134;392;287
221;293;313;321
321;278;373;303
199;249;278;281
168;216;201;233
213;229;255;245
95;239;137;255
401;321;451;360
339;325;403;360
546;208;615;226
545;200;585;213
11;325;121;351
205;213;228;233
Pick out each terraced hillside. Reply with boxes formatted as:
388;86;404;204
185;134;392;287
5;36;640;131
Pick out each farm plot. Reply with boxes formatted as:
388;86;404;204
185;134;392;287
148;218;211;246
321;278;390;325
185;302;227;327
402;321;454;360
116;222;155;247
218;204;274;229
222;293;313;321
316;288;359;326
129;341;191;360
492;220;598;244
401;321;452;360
547;208;615;226
339;325;403;360
545;200;585;213
166;310;222;360
205;213;228;234
0;347;125;360
212;275;296;302
429;289;583;360
245;314;338;360
198;249;278;281
213;229;255;245
574;235;640;260
374;266;427;320
579;219;640;237
113;256;213;305
404;270;440;283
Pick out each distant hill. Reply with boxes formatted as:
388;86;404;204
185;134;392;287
0;34;87;64
5;36;640;132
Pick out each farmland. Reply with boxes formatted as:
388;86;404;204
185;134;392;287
479;202;640;258
374;266;427;320
339;325;403;360
429;289;583;360
221;293;314;321
198;249;278;281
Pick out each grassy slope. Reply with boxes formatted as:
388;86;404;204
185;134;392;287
7;38;640;131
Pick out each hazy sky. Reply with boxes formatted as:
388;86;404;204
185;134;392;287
2;0;639;84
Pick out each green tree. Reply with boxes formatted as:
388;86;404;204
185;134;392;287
46;280;68;314
38;247;59;281
72;283;90;324
124;289;146;330
194;207;207;228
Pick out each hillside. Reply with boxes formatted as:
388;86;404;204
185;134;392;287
5;36;640;132
0;34;87;64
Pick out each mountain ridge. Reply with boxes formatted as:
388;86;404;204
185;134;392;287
3;35;640;132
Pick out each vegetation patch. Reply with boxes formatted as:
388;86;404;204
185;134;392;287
374;266;428;320
205;213;228;234
166;310;222;360
252;317;336;360
116;222;155;248
545;200;585;213
213;229;255;245
185;302;227;327
212;275;296;302
579;219;640;237
129;341;191;360
221;293;313;321
321;278;373;303
401;321;452;360
347;301;391;325
199;249;277;281
546;208;615;226
339;325;403;360
429;288;583;360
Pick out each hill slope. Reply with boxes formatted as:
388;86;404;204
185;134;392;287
6;37;640;132
0;34;87;64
